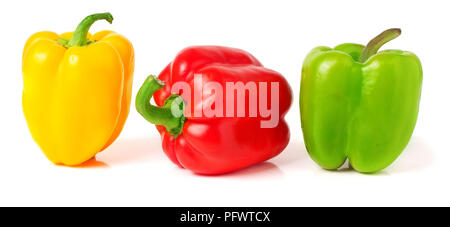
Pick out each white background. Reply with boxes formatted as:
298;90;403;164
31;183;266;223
0;0;448;206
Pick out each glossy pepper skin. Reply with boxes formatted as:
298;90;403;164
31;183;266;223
300;29;422;173
22;13;134;165
136;46;292;175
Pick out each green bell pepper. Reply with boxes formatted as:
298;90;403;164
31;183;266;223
300;28;422;173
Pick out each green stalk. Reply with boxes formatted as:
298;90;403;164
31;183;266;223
135;75;186;138
359;28;401;62
66;12;114;47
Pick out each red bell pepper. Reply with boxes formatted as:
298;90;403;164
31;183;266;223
136;46;292;175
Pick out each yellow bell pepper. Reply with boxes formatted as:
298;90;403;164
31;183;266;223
22;13;134;165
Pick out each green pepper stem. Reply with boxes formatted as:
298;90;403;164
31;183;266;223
358;28;401;62
136;75;185;138
67;12;113;47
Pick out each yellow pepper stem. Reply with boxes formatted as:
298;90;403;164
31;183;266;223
67;12;114;47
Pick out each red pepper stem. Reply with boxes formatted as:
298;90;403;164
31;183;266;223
359;28;401;63
136;75;185;138
67;12;114;47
